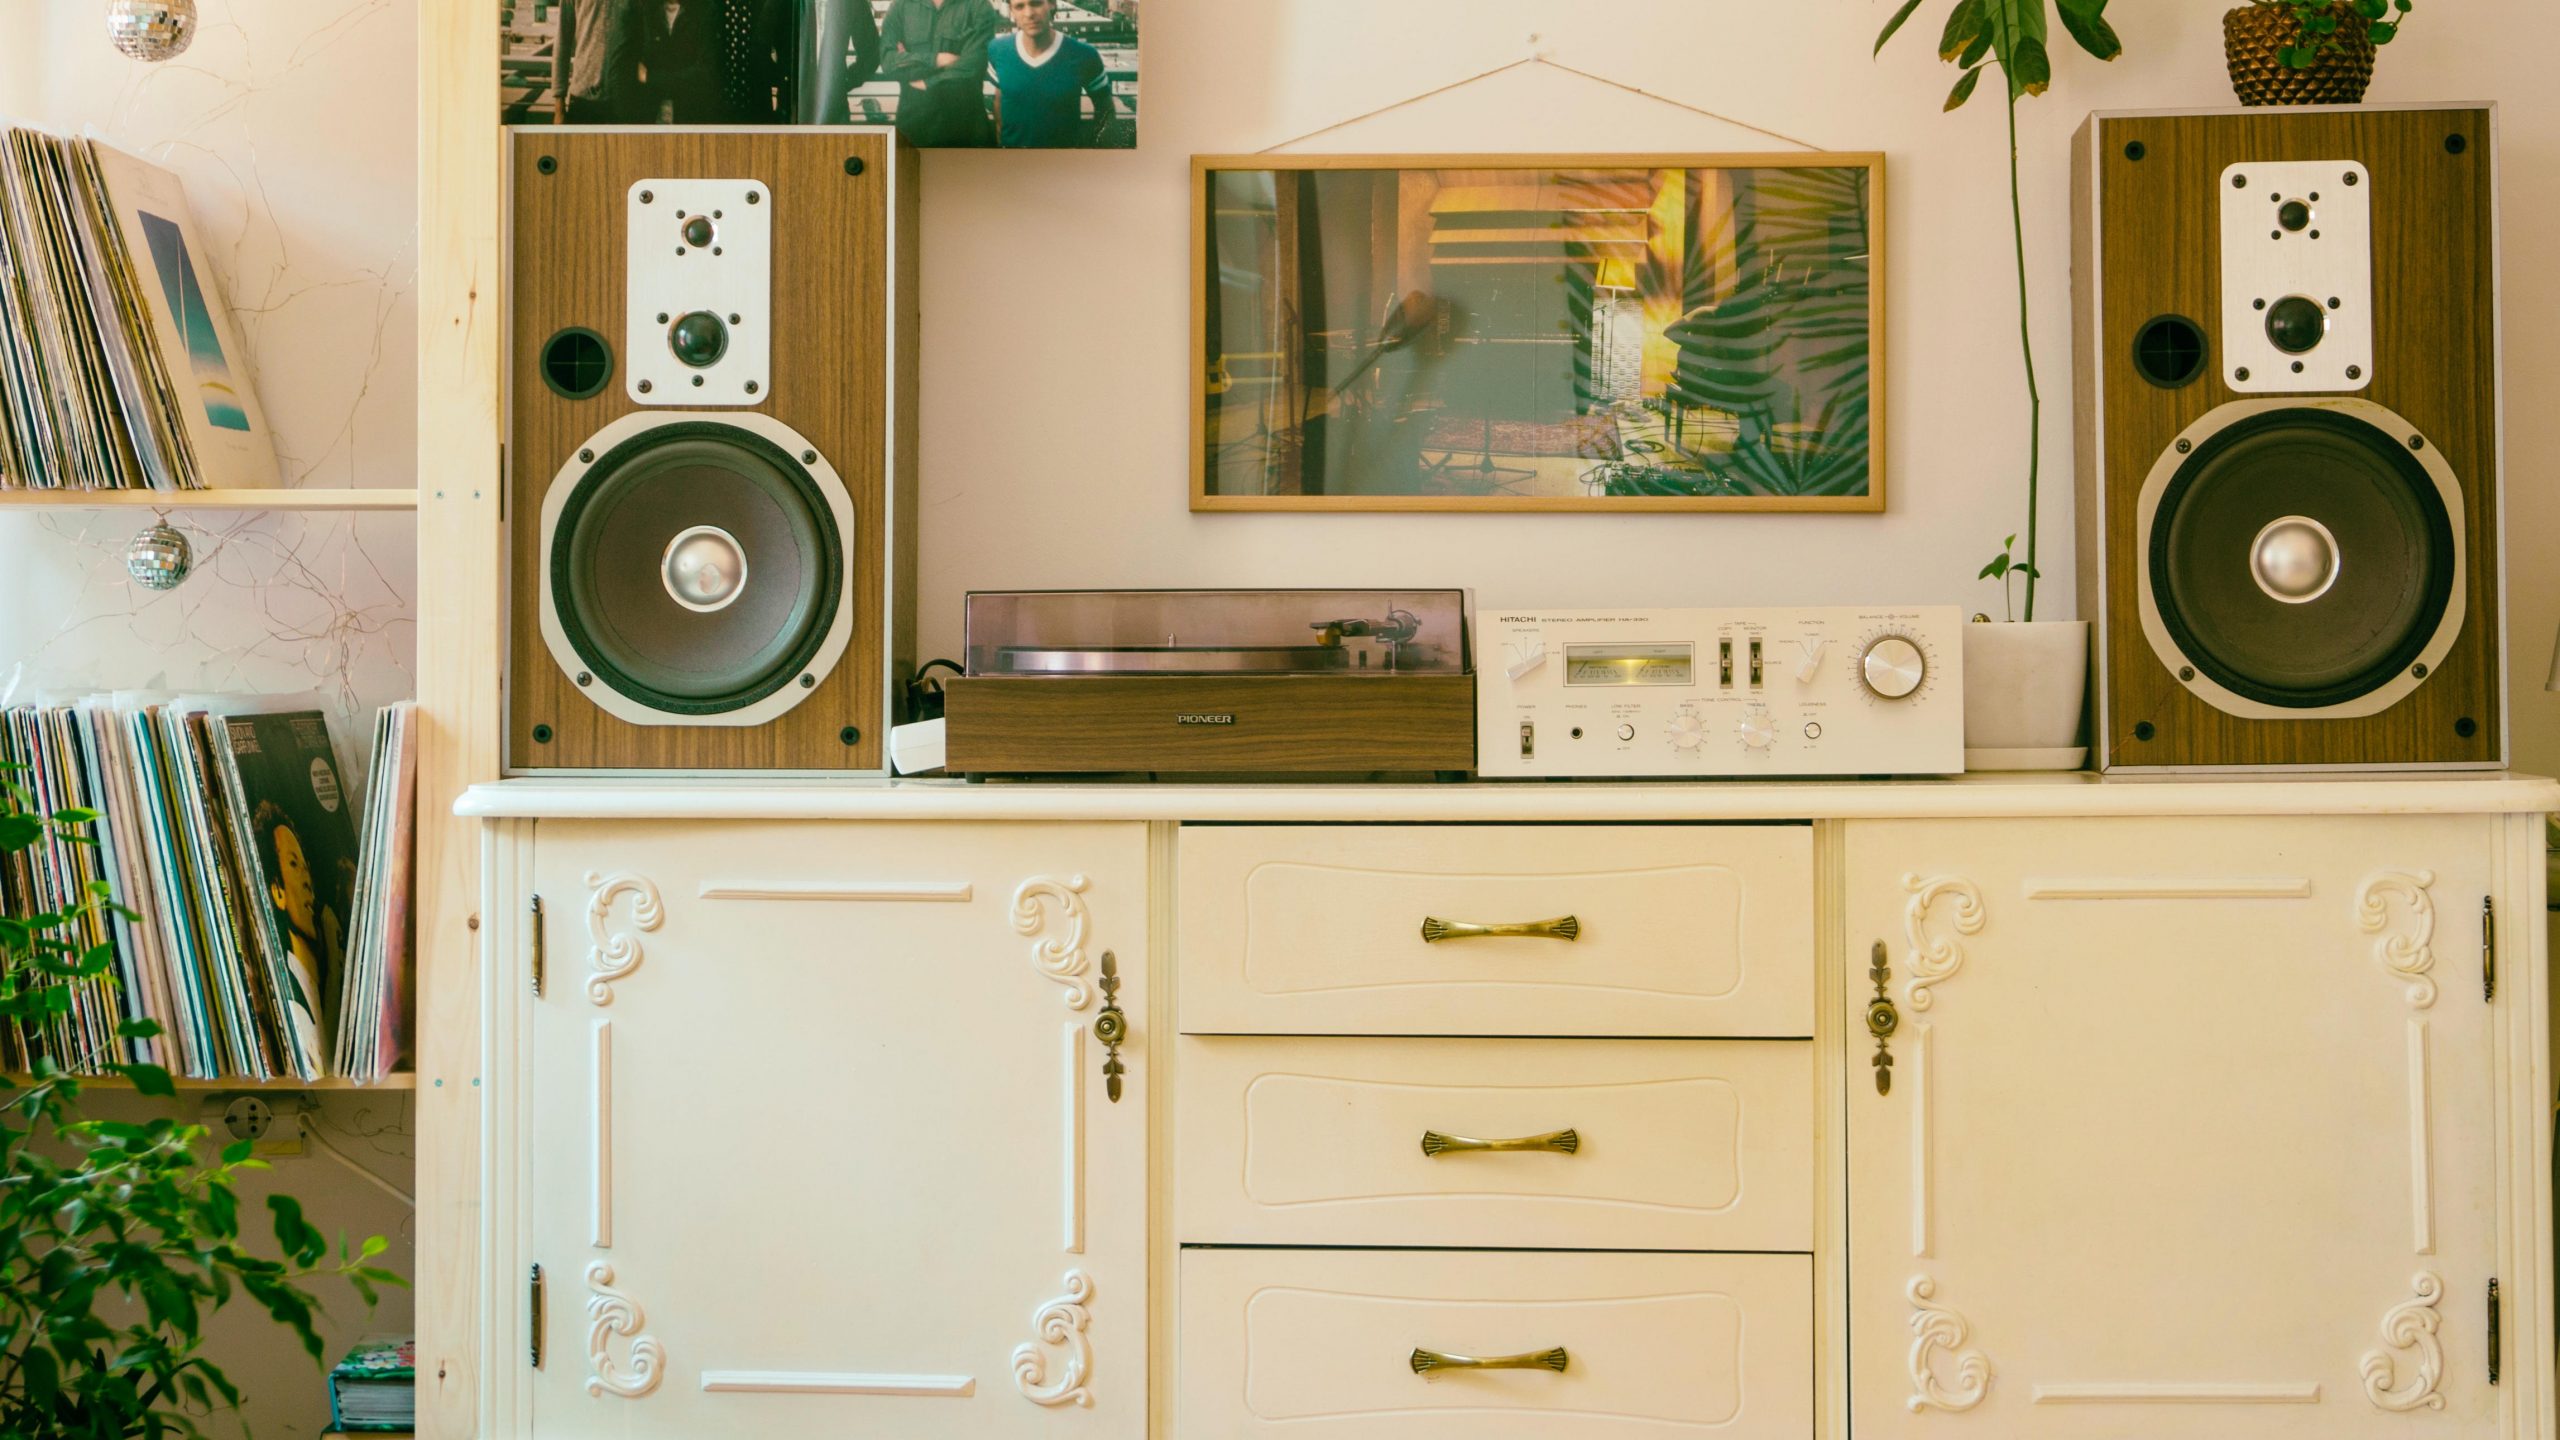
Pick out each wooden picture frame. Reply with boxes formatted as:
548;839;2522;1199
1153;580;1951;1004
1190;152;1887;513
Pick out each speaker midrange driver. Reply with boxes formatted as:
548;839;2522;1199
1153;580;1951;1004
537;409;855;728
2135;397;2462;722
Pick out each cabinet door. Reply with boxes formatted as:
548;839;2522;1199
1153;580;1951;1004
1846;815;2499;1438
491;820;1149;1439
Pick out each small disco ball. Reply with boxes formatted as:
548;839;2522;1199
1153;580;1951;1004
106;0;198;63
124;521;193;590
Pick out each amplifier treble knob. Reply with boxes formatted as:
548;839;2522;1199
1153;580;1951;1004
1859;636;1928;700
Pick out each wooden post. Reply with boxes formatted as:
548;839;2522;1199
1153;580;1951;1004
415;1;504;1435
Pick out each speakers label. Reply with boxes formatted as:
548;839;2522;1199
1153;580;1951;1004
1175;713;1237;725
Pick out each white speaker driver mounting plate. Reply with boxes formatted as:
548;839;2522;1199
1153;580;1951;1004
2218;158;2372;394
625;177;772;407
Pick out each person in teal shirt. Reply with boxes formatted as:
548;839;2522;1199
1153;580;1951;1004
988;0;1115;148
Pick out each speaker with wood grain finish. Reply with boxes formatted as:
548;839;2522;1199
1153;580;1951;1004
508;128;918;774
2073;105;2505;772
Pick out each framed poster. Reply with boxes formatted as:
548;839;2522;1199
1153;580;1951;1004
502;0;1139;150
1192;153;1886;512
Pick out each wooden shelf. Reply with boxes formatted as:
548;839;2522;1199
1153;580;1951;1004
8;1071;418;1092
0;488;419;513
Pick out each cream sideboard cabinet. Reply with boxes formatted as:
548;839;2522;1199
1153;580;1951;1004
460;777;2559;1440
476;818;1153;1438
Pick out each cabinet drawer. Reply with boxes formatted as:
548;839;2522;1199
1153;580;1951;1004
1177;1248;1813;1439
1175;1037;1811;1250
1177;825;1814;1036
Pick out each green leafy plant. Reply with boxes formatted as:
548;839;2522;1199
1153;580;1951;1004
0;767;401;1438
2258;0;2413;68
1977;532;2044;622
1874;0;2122;619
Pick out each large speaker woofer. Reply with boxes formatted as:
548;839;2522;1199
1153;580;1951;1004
2136;398;2465;720
537;410;855;728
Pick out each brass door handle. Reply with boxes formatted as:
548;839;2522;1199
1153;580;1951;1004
1094;951;1128;1103
1421;1128;1579;1157
1419;915;1580;943
1411;1346;1570;1375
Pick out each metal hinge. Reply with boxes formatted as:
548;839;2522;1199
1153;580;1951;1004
2481;896;2496;1002
530;894;546;997
497;445;509;523
529;1263;546;1369
2487;1278;2501;1385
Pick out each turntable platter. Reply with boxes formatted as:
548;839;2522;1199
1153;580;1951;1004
998;645;1354;675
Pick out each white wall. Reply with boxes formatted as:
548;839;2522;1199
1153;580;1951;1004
915;0;2560;771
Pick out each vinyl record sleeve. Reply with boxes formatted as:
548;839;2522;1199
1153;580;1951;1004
83;137;280;490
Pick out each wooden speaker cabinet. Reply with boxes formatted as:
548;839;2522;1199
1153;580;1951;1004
2073;106;2504;772
507;128;918;774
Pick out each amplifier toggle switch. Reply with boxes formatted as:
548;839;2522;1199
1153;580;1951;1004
1794;637;1827;683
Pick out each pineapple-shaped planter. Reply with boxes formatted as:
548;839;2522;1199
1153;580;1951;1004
2224;2;2377;105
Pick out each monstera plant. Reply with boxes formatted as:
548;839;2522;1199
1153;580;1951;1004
1875;0;2119;764
0;770;400;1437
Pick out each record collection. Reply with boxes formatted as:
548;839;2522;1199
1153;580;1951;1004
0;696;413;1083
0;122;279;491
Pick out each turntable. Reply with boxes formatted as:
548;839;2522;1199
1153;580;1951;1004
941;590;1474;776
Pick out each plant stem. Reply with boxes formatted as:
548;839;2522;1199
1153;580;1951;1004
2004;83;2042;622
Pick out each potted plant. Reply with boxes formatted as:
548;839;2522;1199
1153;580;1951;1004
1874;0;2112;768
2225;0;2414;106
0;772;401;1436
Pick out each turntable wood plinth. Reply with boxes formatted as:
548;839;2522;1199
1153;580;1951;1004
942;674;1476;775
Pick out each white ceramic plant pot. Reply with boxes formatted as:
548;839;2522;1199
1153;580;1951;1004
1962;619;2091;771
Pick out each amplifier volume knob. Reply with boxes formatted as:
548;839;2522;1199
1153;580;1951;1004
1859;636;1928;700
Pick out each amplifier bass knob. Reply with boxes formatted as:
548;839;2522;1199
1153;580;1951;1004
1667;711;1706;750
1859;636;1928;700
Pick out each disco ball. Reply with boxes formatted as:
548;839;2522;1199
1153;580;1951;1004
124;522;193;590
106;0;198;63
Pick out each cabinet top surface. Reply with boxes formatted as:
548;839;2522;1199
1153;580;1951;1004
458;772;2560;823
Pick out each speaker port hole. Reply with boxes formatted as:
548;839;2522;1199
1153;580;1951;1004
539;328;614;400
2131;315;2207;389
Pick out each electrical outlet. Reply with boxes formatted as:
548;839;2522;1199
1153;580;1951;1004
201;1092;305;1158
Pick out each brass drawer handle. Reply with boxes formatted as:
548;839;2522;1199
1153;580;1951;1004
1412;1345;1570;1375
1420;914;1580;943
1421;1128;1580;1157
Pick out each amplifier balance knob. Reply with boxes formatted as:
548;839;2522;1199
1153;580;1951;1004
1859;636;1928;700
1737;706;1776;751
1668;711;1706;750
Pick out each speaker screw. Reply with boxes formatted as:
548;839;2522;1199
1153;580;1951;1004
2456;716;2478;737
639;190;654;204
844;156;867;176
800;674;817;689
712;246;722;256
2328;297;2342;309
691;375;705;387
2347;365;2363;380
576;672;592;687
638;379;653;394
2414;663;2431;679
728;313;741;324
2254;298;2267;310
2134;721;2157;742
2123;140;2146;162
2345;172;2359;185
839;726;861;746
2234;368;2251;382
747;191;761;204
536;154;557;175
657;312;669;324
2291;362;2305;373
801;449;817;464
2408;435;2426;451
2309;230;2320;240
2232;174;2248;189
675;246;686;256
532;724;554;744
2176;438;2193;454
2445;134;2468;155
2179;666;2195;681
745;380;760;395
578;448;594;463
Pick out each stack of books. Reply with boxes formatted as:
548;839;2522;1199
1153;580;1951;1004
326;1334;415;1434
0;697;414;1082
0;124;281;491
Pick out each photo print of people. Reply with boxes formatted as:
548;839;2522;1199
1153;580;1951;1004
502;0;1138;149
